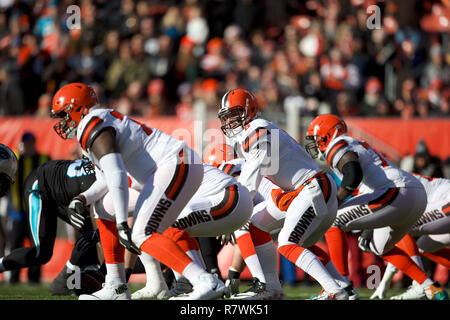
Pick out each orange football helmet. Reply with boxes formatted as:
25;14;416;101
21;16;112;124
51;83;99;139
218;89;258;137
305;114;347;158
202;144;236;167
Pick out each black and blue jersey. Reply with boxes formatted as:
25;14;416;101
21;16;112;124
34;159;96;205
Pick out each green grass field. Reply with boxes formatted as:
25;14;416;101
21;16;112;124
0;282;408;300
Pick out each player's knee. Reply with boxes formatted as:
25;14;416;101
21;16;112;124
35;247;53;264
278;243;305;263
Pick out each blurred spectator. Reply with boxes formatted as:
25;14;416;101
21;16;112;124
8;132;50;284
175;82;194;121
67;45;104;84
145;78;167;116
361;77;387;116
336;91;358;117
185;4;209;45
96;30;120;71
421;44;448;88
122;80;147;116
35;93;51;118
201;78;219;112
413;140;443;178
0;65;24;116
104;39;149;99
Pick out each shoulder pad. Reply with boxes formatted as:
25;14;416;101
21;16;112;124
325;136;350;167
78;116;105;151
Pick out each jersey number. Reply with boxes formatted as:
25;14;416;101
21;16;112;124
67;159;91;178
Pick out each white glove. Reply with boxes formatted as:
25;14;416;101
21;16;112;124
370;263;398;300
370;282;387;300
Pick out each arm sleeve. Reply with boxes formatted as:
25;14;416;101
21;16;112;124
80;166;108;205
98;153;129;225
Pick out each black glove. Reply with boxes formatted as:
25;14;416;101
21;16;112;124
75;229;100;252
358;229;373;253
68;196;89;232
117;222;141;255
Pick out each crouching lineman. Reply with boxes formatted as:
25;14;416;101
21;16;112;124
305;114;448;300
102;161;254;299
0;158;104;295
218;89;351;300
51;82;225;300
370;172;450;300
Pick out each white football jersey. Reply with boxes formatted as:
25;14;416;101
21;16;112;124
325;136;422;193
77;108;185;186
230;118;320;195
195;163;236;198
219;157;277;205
412;173;450;203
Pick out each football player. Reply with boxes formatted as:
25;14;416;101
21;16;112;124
51;82;224;300
305;114;448;300
0;158;102;295
370;173;450;300
218;89;350;300
95;160;254;300
209;147;287;300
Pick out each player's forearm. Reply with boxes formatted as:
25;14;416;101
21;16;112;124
99;153;129;225
80;178;108;205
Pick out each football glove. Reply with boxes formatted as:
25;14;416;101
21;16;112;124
219;232;236;245
75;229;100;252
68;196;89;232
357;229;373;253
117;222;141;255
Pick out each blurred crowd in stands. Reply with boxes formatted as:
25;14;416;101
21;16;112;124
0;0;448;120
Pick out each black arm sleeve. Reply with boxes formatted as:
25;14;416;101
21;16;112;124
340;160;363;191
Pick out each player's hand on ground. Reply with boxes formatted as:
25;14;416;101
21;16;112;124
370;283;387;300
117;222;141;255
